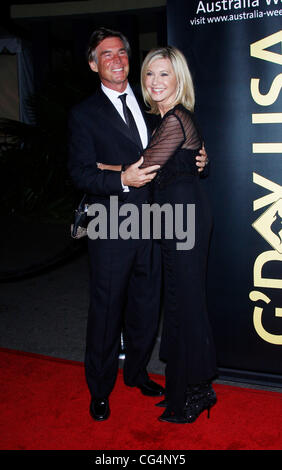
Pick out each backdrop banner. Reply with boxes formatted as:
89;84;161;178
167;0;282;385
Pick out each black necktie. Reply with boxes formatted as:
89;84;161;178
118;93;143;149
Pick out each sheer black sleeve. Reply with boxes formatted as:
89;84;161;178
140;107;202;169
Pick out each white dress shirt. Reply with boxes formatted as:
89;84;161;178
101;83;148;149
101;83;148;192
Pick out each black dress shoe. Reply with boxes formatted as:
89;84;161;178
89;398;110;421
138;379;165;397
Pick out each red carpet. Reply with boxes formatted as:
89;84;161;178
0;348;282;451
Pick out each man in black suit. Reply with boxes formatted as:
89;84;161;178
68;28;208;421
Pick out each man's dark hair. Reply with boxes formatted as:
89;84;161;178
87;27;131;63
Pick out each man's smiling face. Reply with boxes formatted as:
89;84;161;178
89;36;130;93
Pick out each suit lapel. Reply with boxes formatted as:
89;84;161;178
94;88;144;149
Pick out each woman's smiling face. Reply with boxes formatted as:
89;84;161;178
144;58;178;116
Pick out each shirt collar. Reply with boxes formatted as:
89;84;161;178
101;83;133;102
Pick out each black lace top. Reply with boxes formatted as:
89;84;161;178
140;104;203;185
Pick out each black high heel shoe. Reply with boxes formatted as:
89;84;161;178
155;399;167;408
157;382;217;423
156;382;216;409
158;409;189;424
184;381;217;423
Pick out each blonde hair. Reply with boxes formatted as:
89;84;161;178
141;46;195;115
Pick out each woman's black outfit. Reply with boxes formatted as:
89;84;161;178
141;104;217;422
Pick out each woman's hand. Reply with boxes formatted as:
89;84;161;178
196;145;209;172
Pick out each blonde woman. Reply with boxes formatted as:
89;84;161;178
100;46;217;423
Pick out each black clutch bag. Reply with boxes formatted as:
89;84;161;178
71;194;88;239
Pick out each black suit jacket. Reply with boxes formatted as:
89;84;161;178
68;86;158;205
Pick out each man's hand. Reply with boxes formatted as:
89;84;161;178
121;157;160;188
97;162;122;171
196;145;209;172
